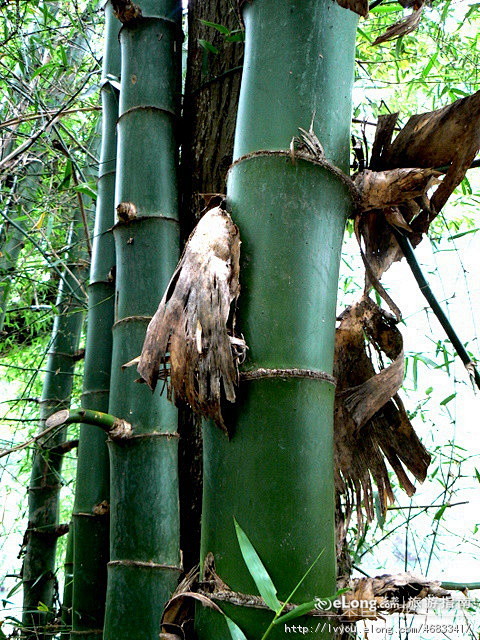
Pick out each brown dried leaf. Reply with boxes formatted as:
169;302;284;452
384;206;412;232
384;90;480;170
334;297;430;525
137;205;246;435
358;91;480;281
372;4;424;46
369;113;399;171
355;168;440;212
336;0;369;17
383;90;480;215
354;214;403;320
342;573;451;620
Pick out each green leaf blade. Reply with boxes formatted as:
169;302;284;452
234;518;282;613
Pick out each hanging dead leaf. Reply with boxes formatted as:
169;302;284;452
334;296;430;526
355;168;440;212
369;113;399;171
336;0;369;17
381;90;480;216
354;90;480;289
372;4;424;46
342;572;451;620
136;203;246;435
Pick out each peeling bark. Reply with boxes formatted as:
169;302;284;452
137;205;246;434
355;167;440;212
383;90;480;215
111;0;142;23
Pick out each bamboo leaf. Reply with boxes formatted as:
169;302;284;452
225;31;245;43
74;182;97;199
198;39;220;55
272;600;316;624
224;614;249;640
283;548;325;608
234;518;282;613
434;504;448;521
374;492;385;530
440;393;456;406
199;19;230;35
448;228;479;240
273;589;349;625
370;3;402;14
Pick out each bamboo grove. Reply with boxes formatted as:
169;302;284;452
1;1;480;640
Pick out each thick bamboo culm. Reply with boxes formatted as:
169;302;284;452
70;3;120;639
103;2;183;639
197;1;358;638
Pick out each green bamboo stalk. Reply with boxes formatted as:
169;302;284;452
197;2;358;638
0;159;42;333
102;2;183;639
61;526;74;640
21;209;88;640
70;4;120;638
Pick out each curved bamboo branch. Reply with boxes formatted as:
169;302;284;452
46;408;132;439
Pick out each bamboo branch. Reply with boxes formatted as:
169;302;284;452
45;408;132;439
0;106;101;131
0;73;96;172
387;501;468;511
0;422;67;459
441;582;480;591
0;410;131;460
392;227;480;390
0;210;87;303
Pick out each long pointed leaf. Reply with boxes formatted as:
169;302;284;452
272;600;317;625
234;518;282;612
224;614;249;640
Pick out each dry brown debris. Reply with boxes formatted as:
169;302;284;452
334;296;430;526
354;90;480;299
136;202;246;435
342;572;450;620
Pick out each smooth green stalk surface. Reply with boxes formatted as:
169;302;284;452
71;4;119;637
61;527;74;640
197;1;358;639
103;3;182;639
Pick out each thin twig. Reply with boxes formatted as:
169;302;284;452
0;106;100;130
0;423;66;459
0;74;95;171
387;501;468;511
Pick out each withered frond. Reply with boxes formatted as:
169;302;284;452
334;296;430;527
342;572;450;620
372;4;425;47
137;205;246;435
354;90;480;300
